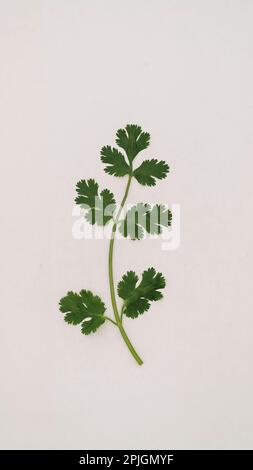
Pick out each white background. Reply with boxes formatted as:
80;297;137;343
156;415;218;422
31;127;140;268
0;0;253;449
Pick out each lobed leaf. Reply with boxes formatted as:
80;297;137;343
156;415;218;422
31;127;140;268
75;179;98;207
100;146;130;177
75;178;116;226
119;203;172;240
134;159;170;186
118;268;166;318
59;290;106;334
118;271;138;299
116;124;150;163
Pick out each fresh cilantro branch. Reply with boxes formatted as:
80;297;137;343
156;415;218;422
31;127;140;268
59;125;171;365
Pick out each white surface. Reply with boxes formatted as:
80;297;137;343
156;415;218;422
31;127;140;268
0;0;253;450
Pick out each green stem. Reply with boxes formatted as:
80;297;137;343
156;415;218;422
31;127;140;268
105;316;117;326
108;174;143;366
120;305;124;323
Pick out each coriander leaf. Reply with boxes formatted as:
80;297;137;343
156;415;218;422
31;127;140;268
146;204;172;235
100;145;130;177
116;124;150;163
118;271;138;299
59;290;106;334
134;159;170;186
119;203;149;240
75;178;116;225
118;268;166;318
85;188;115;226
75;179;98;207
119;203;172;240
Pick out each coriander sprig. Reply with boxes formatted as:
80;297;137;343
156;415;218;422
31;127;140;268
59;124;171;365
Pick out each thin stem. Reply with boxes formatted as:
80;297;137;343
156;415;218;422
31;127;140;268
105;316;117;326
120;305;125;323
108;173;143;366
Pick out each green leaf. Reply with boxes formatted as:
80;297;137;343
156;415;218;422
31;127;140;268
118;271;138;299
119;203;172;240
59;290;106;334
134;159;170;186
118;268;166;318
100;146;130;177
75;179;98;207
116;124;150;163
75;178;116;225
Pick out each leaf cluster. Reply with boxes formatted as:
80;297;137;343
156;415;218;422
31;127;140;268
59;124;171;335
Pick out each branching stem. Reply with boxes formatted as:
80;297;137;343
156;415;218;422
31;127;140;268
105;316;117;326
